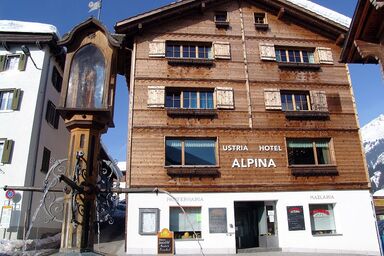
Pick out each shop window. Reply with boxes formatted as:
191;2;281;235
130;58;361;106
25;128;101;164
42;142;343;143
45;100;59;129
139;208;160;235
166;43;212;60
41;147;51;173
287;139;332;166
275;48;315;64
170;207;202;239
165;138;217;166
52;67;63;92
281;91;310;111
309;204;336;235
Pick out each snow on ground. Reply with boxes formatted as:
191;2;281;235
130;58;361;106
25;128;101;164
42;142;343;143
0;233;60;255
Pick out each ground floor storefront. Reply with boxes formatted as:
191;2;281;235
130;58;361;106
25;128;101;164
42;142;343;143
126;190;380;255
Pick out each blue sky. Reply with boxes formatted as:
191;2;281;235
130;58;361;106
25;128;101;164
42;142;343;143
1;0;383;161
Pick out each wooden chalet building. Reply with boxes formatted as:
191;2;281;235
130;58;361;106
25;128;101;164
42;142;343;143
115;0;381;254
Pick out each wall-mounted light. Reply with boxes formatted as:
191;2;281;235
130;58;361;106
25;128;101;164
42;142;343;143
21;45;42;70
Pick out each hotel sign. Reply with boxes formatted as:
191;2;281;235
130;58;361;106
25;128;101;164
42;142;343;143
222;144;281;168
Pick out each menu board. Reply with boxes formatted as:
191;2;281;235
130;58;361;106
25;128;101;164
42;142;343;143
209;208;227;233
287;206;305;231
158;228;174;254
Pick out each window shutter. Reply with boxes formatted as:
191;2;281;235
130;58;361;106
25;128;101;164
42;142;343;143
310;91;328;111
18;54;27;71
259;43;276;61
147;86;165;108
264;89;281;110
149;40;166;57
1;140;14;164
0;55;5;72
54;110;60;129
216;87;234;109
213;42;231;59
11;89;21;110
316;47;333;64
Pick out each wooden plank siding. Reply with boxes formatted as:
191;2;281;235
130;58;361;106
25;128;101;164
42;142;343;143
127;0;368;192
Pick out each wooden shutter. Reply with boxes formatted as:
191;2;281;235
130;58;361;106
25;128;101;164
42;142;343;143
11;89;21;110
264;89;281;110
147;86;165;108
216;87;234;109
18;54;27;71
259;43;276;61
149;40;166;57
310;91;328;111
316;47;333;64
1;140;14;164
0;55;5;72
213;42;231;59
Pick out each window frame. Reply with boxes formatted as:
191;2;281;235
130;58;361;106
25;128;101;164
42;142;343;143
0;140;4;161
138;208;160;235
41;147;51;173
281;91;311;112
254;12;267;24
166;42;213;60
286;138;334;167
309;203;337;236
165;89;215;110
51;66;63;93
4;54;20;71
164;137;218;167
275;48;315;64
169;206;202;240
45;100;59;129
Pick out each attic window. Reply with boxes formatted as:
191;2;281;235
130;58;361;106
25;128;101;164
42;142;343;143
254;13;268;29
214;12;229;28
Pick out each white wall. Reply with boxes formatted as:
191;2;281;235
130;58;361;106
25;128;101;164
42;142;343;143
126;190;380;255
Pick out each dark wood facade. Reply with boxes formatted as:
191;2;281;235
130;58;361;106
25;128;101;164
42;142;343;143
117;0;370;193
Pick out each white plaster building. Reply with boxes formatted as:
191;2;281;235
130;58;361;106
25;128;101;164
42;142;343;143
0;20;69;239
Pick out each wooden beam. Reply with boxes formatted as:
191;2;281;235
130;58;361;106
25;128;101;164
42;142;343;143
354;39;381;61
277;7;285;19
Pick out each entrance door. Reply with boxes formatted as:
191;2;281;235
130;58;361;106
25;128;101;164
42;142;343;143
234;201;264;249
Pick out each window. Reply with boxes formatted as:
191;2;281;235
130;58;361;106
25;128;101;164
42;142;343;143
52;67;63;92
166;43;212;60
309;204;336;235
45;100;59;129
287;139;332;166
0;141;4;161
41;147;51;173
165;138;217;166
170;207;202;239
0;54;27;72
275;49;315;63
281;92;311;111
254;13;267;24
215;12;228;22
139;208;160;235
0;90;14;110
165;90;214;109
5;55;20;71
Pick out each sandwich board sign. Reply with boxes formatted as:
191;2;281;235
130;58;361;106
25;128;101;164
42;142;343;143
158;228;174;254
0;206;13;229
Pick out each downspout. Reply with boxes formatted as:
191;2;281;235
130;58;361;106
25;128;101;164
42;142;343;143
238;0;253;129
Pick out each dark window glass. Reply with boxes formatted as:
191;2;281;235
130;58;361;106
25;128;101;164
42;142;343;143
316;140;331;164
281;92;309;111
215;12;227;22
198;46;211;59
165;140;182;165
294;50;301;62
51;67;62;92
275;50;281;62
170;207;202;239
41;147;51;173
165;91;181;108
183;45;196;58
302;51;309;63
280;50;287;62
287;139;331;165
45;100;59;129
281;93;293;111
200;91;214;109
288;50;295;62
185;140;216;165
166;45;180;58
294;94;309;111
183;91;197;109
309;204;336;235
254;13;266;24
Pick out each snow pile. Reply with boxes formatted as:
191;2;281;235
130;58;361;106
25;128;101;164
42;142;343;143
0;233;60;255
286;0;351;27
361;114;384;153
0;20;59;36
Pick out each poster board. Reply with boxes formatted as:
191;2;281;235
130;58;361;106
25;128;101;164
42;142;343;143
209;208;228;233
158;228;174;255
0;206;13;229
287;206;305;231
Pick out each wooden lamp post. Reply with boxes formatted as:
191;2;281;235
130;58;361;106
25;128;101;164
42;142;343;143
57;18;122;253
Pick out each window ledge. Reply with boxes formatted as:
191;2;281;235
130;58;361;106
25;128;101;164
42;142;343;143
166;108;217;118
165;166;220;178
278;62;321;70
167;58;214;66
215;21;229;28
290;165;338;177
284;111;329;120
175;238;204;241
255;23;269;30
312;233;342;237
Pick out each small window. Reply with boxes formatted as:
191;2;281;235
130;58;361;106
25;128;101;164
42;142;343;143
165;138;217;166
287;139;332;166
170;207;202;239
281;91;310;111
52;67;63;92
214;12;228;22
139;208;160;235
45;100;59;129
309;204;336;235
41;147;51;173
5;55;20;71
165;90;214;109
275;49;315;63
166;43;212;60
254;13;266;24
0;90;14;111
